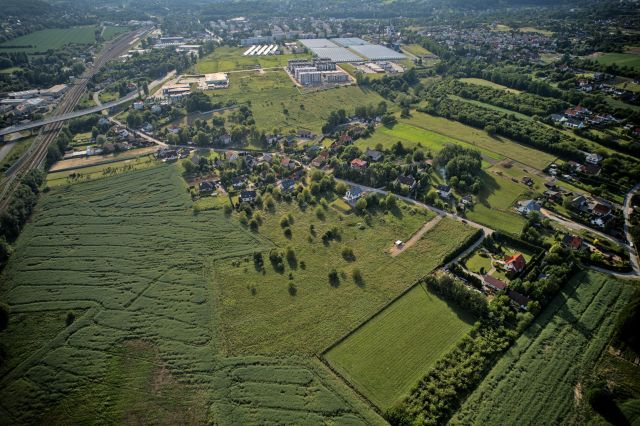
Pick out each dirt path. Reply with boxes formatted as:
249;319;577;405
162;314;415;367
390;215;443;257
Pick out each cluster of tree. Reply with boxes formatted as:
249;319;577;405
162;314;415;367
321;109;349;135
435;144;482;193
363;69;419;101
0;170;45;263
227;105;254;125
0;46;86;92
425;78;568;116
424;273;489;317
354;101;388;121
418;97;585;160
46;128;72;167
184;92;218;113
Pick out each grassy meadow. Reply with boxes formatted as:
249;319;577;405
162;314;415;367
451;270;635;425
206;69;390;133
325;283;475;409
592;52;640;72
214;202;477;356
195;46;310;73
0;165;384;424
458;78;521;94
0;26;97;53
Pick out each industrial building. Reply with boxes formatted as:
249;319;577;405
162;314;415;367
287;59;349;86
205;73;229;89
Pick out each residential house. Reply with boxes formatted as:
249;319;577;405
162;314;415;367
508;290;530;310
504;253;526;274
517;199;540;216
395;175;416;190
543;190;562;203
483;275;507;292
230;176;246;189
562;234;583;250
436;184;451;199
199;181;217;194
281;157;296;169
344;186;365;202
240;190;257;203
585;153;603;165
571;195;589;211
521;176;533;186
311;151;329;168
279;178;296;193
350;158;368;170
365;149;383;162
226;150;239;161
590;202;611;217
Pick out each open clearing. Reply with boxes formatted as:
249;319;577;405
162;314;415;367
206;69;391;134
590;52;640;72
390;215;443;256
0;26;97;53
195;46;310;73
451;270;635;425
325;282;474;410
458;78;521;94
0;166;383;424
214;203;477;356
401;44;432;56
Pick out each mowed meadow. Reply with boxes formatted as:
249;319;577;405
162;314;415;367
451;270;635;425
0;166;384;425
325;283;475;409
213;202;477;356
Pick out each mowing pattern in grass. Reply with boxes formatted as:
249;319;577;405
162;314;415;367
452;270;635;425
196;46;310;73
0;165;386;424
214;201;476;356
206;69;391;134
325;283;474;410
0;26;97;53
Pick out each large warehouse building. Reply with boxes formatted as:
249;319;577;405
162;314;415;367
299;37;406;62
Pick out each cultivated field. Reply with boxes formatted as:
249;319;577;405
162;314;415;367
401;44;432;56
213;201;477;356
206;69;391;133
195;46;310;73
0;26;97;53
325;283;474;409
0;166;383;424
590;52;640;72
451;270;635;425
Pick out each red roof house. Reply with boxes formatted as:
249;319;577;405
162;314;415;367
504;253;526;273
350;158;368;170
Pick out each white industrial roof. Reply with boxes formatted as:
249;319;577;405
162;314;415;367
348;44;407;61
331;37;369;46
299;38;339;49
310;47;362;62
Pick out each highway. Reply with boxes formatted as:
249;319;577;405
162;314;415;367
0;27;151;210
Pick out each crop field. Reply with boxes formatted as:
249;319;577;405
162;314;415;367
591;52;640;72
463;170;528;235
195;46;310;73
324;283;474;409
206;69;391;133
0;26;97;53
354;122;503;163
213;200;477;356
451;270;635;425
0;165;384;424
402;111;555;170
458;78;521;94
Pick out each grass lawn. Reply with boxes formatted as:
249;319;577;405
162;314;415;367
518;27;553;36
102;26;129;41
464;170;528;235
592;52;640;72
0;165;384;424
206;69;391;134
402;111;555;170
401;44;432;56
213;202;477;356
195;46;310;73
464;251;492;274
354;121;503;163
0;136;34;174
452;270;635;425
458;78;521;94
0;26;97;53
325;283;474;409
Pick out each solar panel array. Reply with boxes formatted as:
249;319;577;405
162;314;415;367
331;37;369;47
348;44;407;61
311;47;362;62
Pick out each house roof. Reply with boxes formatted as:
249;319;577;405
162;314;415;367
351;158;368;168
519;199;540;211
562;234;583;250
505;253;526;271
365;149;383;161
483;275;507;290
347;186;363;196
436;184;451;192
240;190;256;198
397;175;416;187
280;178;295;189
592;203;611;216
508;290;530;307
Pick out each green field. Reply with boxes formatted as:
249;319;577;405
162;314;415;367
0;165;384;424
102;26;129;41
0;26;97;53
402;111;556;170
401;44;432;56
592;52;640;72
214;205;477;356
458;78;521;94
325;283;474;409
45;155;162;187
206;69;391;134
452;270;635;425
196;46;310;73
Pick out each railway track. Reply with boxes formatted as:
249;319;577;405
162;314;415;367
0;27;150;211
